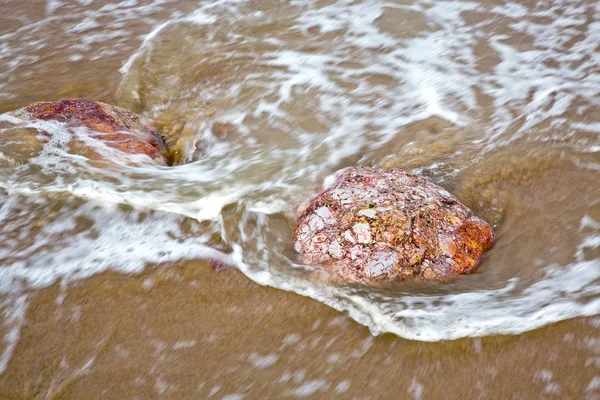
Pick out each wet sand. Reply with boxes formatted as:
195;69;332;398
0;262;597;399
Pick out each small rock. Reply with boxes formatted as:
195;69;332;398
294;167;495;283
7;98;168;165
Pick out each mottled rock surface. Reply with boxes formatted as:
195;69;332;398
16;99;168;164
294;167;494;283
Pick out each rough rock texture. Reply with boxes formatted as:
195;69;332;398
294;167;494;283
19;99;168;164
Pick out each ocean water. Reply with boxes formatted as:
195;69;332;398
0;0;599;372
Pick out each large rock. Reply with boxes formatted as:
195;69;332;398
8;98;168;165
294;167;494;283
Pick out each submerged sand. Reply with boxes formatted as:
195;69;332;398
0;262;597;399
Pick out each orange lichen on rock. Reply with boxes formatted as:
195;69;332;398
294;167;495;284
23;98;168;164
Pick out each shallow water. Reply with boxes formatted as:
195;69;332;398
0;0;599;388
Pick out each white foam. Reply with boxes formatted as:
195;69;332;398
248;353;278;369
46;0;64;15
0;186;232;293
287;379;329;397
0;295;27;374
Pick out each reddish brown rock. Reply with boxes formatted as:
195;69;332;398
294;167;494;284
17;98;168;164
